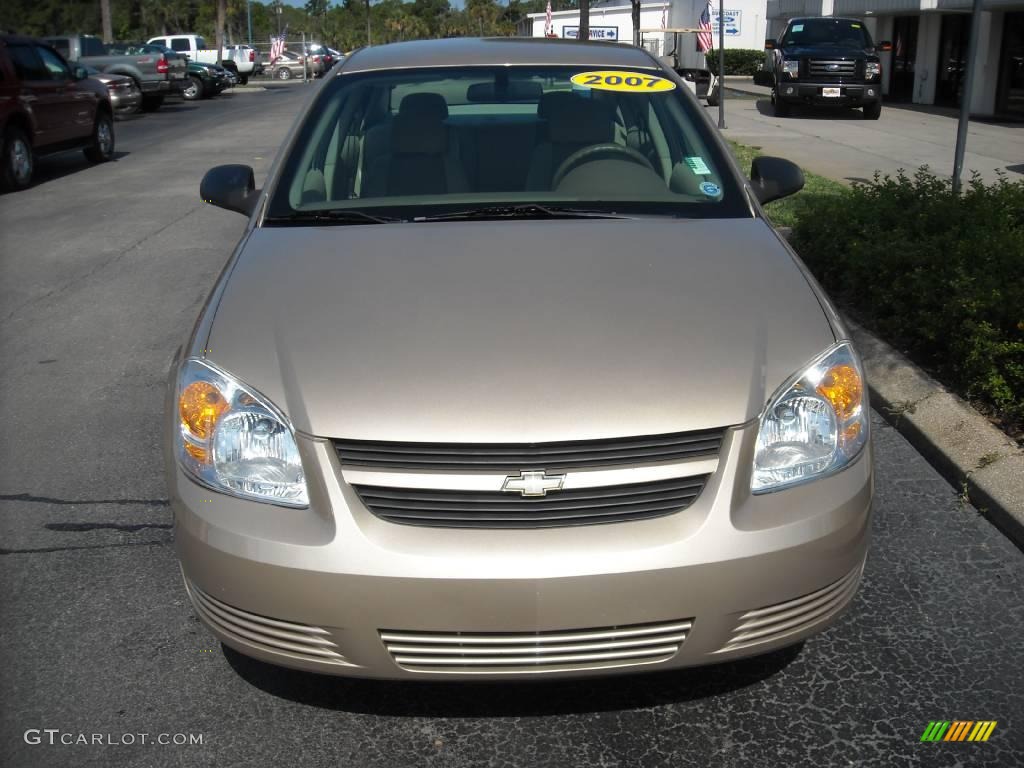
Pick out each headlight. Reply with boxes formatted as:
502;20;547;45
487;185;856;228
752;342;868;493
175;358;308;507
865;62;881;78
782;59;800;77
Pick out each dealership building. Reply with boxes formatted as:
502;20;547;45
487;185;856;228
526;0;1024;118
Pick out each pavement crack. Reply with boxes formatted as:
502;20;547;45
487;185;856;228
45;522;172;533
0;492;169;507
0;541;166;555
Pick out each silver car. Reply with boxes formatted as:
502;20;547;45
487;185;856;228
169;38;872;680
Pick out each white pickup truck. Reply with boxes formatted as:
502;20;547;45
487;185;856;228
146;35;257;84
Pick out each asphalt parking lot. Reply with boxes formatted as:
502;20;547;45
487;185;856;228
1;83;1022;768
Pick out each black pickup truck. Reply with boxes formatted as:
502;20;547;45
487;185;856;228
754;17;891;120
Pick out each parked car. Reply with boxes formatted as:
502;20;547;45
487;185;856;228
41;34;185;112
1;35;115;191
83;65;141;115
304;43;335;76
180;60;231;100
146;35;257;84
175;38;873;680
754;17;891;120
268;50;310;80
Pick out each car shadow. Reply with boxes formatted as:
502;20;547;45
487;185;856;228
223;642;804;716
25;150;130;188
754;98;866;120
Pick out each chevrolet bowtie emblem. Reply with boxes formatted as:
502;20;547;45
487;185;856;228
501;470;566;497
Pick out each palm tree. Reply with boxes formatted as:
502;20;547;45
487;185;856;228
100;0;113;43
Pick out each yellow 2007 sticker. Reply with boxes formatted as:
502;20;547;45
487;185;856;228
570;70;676;93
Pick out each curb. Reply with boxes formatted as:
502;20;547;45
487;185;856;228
846;318;1024;549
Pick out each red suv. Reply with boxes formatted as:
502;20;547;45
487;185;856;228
1;35;115;191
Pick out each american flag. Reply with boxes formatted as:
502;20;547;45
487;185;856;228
269;34;286;66
544;0;553;37
697;2;714;53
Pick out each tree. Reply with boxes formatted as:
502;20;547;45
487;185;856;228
216;0;226;63
100;0;113;43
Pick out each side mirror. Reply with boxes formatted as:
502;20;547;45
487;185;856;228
73;65;89;81
200;164;259;216
750;156;804;205
877;41;893;52
765;39;777;50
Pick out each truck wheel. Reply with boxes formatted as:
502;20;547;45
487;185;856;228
140;94;164;112
863;101;882;120
276;66;292;81
773;94;791;117
182;76;204;101
239;75;248;85
83;110;115;163
1;126;33;191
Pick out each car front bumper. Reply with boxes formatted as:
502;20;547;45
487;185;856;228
776;81;882;105
168;398;873;680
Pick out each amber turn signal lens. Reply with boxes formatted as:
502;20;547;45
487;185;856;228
816;364;862;421
179;381;229;439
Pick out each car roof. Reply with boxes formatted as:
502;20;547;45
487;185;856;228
340;37;659;74
787;17;863;23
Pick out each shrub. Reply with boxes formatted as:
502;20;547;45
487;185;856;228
788;168;1024;426
704;49;765;76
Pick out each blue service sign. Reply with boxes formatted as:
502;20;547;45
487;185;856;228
563;26;619;41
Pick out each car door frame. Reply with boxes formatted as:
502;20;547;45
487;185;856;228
34;43;94;143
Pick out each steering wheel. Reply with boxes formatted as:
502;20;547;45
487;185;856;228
551;143;657;190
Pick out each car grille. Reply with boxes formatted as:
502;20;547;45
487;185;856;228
354;475;709;528
715;564;863;654
806;59;858;80
184;579;349;665
380;619;693;674
333;429;724;471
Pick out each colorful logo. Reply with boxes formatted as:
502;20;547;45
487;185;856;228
920;721;997;742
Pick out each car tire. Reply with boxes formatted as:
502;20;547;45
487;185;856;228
239;75;248;85
183;75;204;101
276;67;292;81
140;94;164;112
83;110;115;163
1;125;34;191
773;96;791;117
863;101;882;120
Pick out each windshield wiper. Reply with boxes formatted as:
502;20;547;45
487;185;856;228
264;209;402;226
412;204;627;222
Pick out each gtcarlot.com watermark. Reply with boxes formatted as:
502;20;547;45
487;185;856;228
24;729;204;746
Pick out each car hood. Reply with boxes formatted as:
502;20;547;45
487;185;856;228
205;219;834;442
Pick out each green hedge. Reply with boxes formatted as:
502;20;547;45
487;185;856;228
704;49;765;76
788;169;1024;426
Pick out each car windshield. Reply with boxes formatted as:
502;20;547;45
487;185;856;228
266;65;747;221
782;19;874;48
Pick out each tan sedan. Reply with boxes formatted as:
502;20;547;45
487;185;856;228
170;37;873;680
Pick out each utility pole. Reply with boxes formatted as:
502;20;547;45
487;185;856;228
216;0;226;65
631;0;641;46
717;0;725;129
579;0;590;42
276;1;283;37
952;0;984;194
247;1;253;45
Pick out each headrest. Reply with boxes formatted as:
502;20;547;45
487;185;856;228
467;80;544;102
537;90;573;119
392;114;446;155
548;96;614;145
398;92;448;121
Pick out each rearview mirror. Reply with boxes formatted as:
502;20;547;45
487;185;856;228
750;156;804;205
764;39;777;50
200;164;259;216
